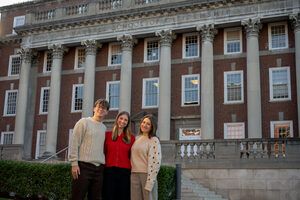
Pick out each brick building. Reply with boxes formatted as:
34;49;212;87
0;0;299;160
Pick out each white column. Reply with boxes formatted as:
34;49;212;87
242;18;262;138
155;29;175;140
196;24;217;139
44;44;68;156
117;34;135;113
81;40;101;118
290;14;300;137
14;48;34;144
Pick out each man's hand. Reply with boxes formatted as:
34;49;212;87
72;165;80;180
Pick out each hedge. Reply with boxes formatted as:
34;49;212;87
0;160;175;200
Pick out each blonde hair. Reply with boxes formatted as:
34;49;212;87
112;111;131;144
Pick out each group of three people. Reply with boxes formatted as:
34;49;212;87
68;99;162;200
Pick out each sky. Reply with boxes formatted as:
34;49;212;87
0;0;33;7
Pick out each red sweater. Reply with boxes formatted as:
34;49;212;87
104;131;135;169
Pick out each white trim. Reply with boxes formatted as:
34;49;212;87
270;120;293;138
181;74;200;106
8;55;21;76
108;43;122;66
179;128;201;140
142;77;159;108
39;87;50;114
182;33;199;59
144;38;160;63
0;131;14;144
269;67;291;101
224;122;245;139
35;130;46;159
71;84;84;113
43;52;52;73
106;81;120;110
224;70;244;104
268;22;288;50
74;47;86;69
3;89;18;116
224;28;242;55
12;15;25;34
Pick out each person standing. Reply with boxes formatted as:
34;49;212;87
130;114;161;200
103;111;135;200
69;99;110;200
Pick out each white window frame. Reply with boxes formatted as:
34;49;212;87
270;120;293;138
43;52;52;73
269;67;291;101
224;28;242;54
108;43;122;66
74;47;86;69
181;74;200;106
224;70;244;104
106;81;120;110
142;78;159;108
224;122;245;139
71;84;84;113
8;55;21;76
144;38;160;63
35;130;46;159
268;22;288;50
39;87;50;114
182;33;199;59
0;132;14;144
3;90;18;116
12;15;25;34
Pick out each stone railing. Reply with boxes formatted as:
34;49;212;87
0;144;23;160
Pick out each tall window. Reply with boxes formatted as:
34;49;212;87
224;28;242;54
0;132;14;144
12;16;25;34
74;48;86;69
71;84;83;112
106;81;120;110
8;55;21;76
269;67;291;101
43;52;52;72
144;39;159;62
224;123;245;139
35;130;46;159
142;78;159;108
182;74;200;106
109;43;122;65
268;23;288;50
3;90;18;116
270;121;293;138
39;87;50;114
224;71;244;103
183;33;199;58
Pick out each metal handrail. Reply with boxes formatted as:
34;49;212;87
40;146;69;163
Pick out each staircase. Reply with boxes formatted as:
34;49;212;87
181;176;228;200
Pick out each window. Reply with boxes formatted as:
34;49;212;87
1;132;14;144
74;48;85;69
112;0;122;8
270;121;293;138
183;33;199;58
39;87;50;114
12;16;25;34
71;84;83;112
109;43;122;65
3;90;18;116
8;55;21;76
224;71;244;103
182;74;200;106
106;81;120;110
43;52;52;72
269;67;291;101
224;28;242;54
35;130;46;159
142;78;159;108
268;23;288;50
224;123;245;139
144;39;159;62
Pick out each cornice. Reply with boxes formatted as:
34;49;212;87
0;35;22;47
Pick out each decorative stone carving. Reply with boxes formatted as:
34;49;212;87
241;18;262;38
155;29;176;47
48;44;68;59
18;48;36;64
196;24;218;43
81;39;102;55
117;34;137;51
290;13;300;31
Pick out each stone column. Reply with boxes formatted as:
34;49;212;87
14;48;35;145
81;40;101;118
44;44;68;156
290;13;300;137
155;30;175;140
242;18;262;138
196;24;217;139
117;34;135;113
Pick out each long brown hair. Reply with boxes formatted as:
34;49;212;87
138;114;157;139
112;111;131;144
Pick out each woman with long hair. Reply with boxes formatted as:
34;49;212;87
130;114;161;200
103;111;135;200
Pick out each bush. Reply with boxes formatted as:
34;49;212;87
0;160;175;200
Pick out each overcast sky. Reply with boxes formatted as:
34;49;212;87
0;0;33;7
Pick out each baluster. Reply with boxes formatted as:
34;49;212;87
183;143;188;158
248;142;254;159
203;143;208;159
208;142;215;159
190;143;195;159
176;143;182;159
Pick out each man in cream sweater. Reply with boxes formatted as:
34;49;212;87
69;99;110;200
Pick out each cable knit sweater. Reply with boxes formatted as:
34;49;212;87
131;135;161;191
69;117;106;166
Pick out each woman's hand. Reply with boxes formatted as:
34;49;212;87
72;165;80;180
